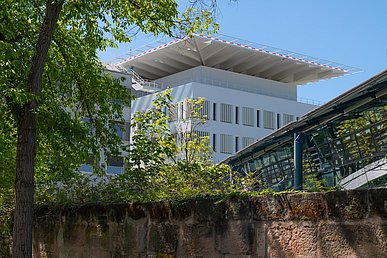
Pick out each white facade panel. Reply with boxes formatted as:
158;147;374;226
220;103;233;123
283;113;295;125
242;107;254;127
130;67;316;163
220;134;233;154
156;66;297;101
263;111;275;129
242;137;255;148
189;81;315;163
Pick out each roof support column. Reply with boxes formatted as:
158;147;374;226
294;132;304;190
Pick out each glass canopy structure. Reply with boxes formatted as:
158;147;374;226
223;70;387;190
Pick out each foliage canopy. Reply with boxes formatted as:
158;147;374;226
34;91;254;204
0;0;220;256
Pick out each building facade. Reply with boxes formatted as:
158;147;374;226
129;65;316;163
82;34;357;173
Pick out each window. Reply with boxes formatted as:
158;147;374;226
79;164;93;173
235;137;239;152
283;114;294;125
220;134;233;154
277;113;281;129
235;106;239;124
212;134;217;152
185;100;194;119
200;100;211;120
79;156;95;173
110;122;125;139
193;130;210;144
179;102;184;120
213;103;217;120
257;110;260;127
169;103;178;121
242;107;254;127
106;156;124;175
242;137;255;148
263;110;274;129
220;103;233;123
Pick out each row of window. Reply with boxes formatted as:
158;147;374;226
80;131;254;174
189;131;255;154
214;133;255;154
168;100;297;129
79;156;124;175
218;103;296;129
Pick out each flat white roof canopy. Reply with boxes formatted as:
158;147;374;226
114;34;360;85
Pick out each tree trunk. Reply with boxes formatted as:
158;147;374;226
12;1;62;257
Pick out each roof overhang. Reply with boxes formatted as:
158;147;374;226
113;34;360;84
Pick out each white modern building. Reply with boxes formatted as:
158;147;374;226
105;34;358;165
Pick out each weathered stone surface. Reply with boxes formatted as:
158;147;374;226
251;193;326;221
32;214;62;257
124;218;147;254
215;220;254;255
148;223;179;254
225;196;251;220
195;197;227;221
267;221;318;258
21;190;387;258
147;202;172;221
254;222;266;258
177;222;216;257
59;219;115;257
326;190;369;219
127;203;146;220
286;192;326;220
318;221;387;258
60;219;89;256
251;194;288;220
369;188;387;218
170;199;195;221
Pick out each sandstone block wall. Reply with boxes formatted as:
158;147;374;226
30;189;387;257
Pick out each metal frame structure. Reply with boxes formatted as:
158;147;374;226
224;70;387;190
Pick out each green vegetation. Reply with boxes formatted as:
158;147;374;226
1;0;220;256
34;91;255;205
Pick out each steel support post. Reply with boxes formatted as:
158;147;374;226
294;132;304;190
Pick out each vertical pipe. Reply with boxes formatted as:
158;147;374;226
294;132;304;190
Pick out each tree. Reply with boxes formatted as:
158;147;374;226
124;90;248;200
32;91;250;205
0;0;219;256
128;91;212;167
172;97;213;165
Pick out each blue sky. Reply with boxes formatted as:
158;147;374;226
99;0;387;103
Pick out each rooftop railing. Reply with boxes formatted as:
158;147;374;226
297;96;323;106
131;69;163;90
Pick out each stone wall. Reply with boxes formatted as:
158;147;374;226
31;189;387;257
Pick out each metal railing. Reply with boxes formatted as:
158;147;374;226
297;96;323;106
131;69;163;91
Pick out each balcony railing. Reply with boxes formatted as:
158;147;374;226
297;96;323;106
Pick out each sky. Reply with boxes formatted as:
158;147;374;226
99;0;387;103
